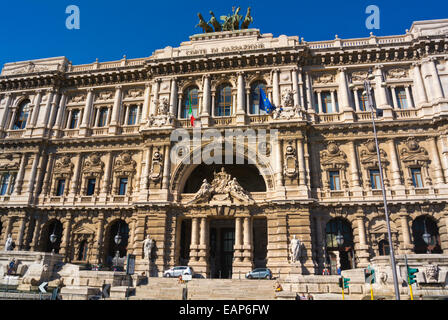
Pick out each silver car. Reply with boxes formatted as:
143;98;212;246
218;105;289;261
163;266;193;278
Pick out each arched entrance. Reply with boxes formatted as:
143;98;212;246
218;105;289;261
104;219;129;267
412;215;442;254
325;218;354;274
40;219;63;253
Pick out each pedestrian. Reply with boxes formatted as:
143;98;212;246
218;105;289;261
307;293;314;300
300;293;306;300
274;281;283;292
419;295;423;300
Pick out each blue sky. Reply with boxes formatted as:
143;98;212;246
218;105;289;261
0;0;446;67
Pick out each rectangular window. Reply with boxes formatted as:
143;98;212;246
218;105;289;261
118;178;128;195
128;106;138;125
56;179;66;196
370;169;381;190
396;87;409;109
329;171;341;190
98;108;108;127
357;91;368;111
0;173;10;196
322;92;333;113
86;178;96;196
70;110;80;129
411;168;423;188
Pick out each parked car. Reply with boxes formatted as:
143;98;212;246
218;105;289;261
163;266;193;278
245;268;272;279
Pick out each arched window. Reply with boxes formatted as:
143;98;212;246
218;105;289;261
325;218;353;250
378;240;390;256
181;87;199;119
216;84;232;117
42;219;63;253
14;100;31;130
249;81;267;115
412;215;442;254
105;220;129;265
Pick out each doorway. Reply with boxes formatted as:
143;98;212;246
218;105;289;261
209;219;235;278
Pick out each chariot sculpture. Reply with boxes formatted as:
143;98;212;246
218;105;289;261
196;7;253;33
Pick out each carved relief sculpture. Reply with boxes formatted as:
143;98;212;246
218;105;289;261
320;142;349;191
400;137;432;187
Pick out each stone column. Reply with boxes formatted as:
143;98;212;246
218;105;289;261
46;91;60;129
162;144;171;190
330;91;336;112
70;155;82;196
189;217;199;265
298;69;305;108
41;153;55;195
272;68;280;107
3;217;13;244
399;212;413;254
60;213;72;259
292;68;300;107
17;215;27;250
141;83;151;124
349;141;361;188
149;79;160;116
274;136;284;188
315;216;324;269
430;137;445;184
389;139;403;187
374;65;391;109
8;108;17;130
14;153;27;195
198;217;208;262
201;74;211;126
101;152;113;195
353;89;360;111
139;147;151;193
53;93;67;131
31;215;42;251
337;67;351;111
108;86;122;134
243;216;253;266
30;91;43;127
96;212;105;263
411;62;428;105
317;91;323;113
26;153;40;195
427;57;444;100
405;86;414;109
169;78;178;116
391;86;398;109
305;72;313;110
234;217;243;263
0;94;12;132
296;139;306;187
356;214;370;267
79;89;94;133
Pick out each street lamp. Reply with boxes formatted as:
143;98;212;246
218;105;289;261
422;218;432;253
362;69;401;300
113;224;122;270
50;224;58;254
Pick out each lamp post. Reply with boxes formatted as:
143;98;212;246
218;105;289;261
361;69;401;300
422;218;432;254
50;224;58;254
113;225;122;271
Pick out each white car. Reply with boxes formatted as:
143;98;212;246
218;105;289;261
163;266;193;278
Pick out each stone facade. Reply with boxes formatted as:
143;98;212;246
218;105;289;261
1;19;448;279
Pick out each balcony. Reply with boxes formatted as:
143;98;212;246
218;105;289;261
62;129;79;138
6;129;25;139
91;127;109;136
212;117;235;126
121;125;140;134
248;114;270;124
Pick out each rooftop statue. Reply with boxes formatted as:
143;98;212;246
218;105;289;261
208;11;222;32
196;13;213;33
196;7;253;33
240;7;253;29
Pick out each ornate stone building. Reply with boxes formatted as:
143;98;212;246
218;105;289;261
1;18;448;278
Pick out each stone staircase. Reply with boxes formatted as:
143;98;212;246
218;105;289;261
130;278;277;300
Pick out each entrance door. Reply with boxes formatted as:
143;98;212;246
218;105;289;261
209;220;235;278
221;228;235;279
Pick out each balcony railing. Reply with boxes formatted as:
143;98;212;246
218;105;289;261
62;128;79;138
248;114;270;124
6;129;25;139
122;125;140;134
92;127;109;136
212;117;235;126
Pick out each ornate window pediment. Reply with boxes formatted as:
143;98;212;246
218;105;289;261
312;73;335;85
320;142;349;191
82;153;104;178
386;67;409;79
53;155;74;178
113;152;136;177
359;140;390;188
400;138;432;187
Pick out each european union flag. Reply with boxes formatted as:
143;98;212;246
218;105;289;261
259;88;275;114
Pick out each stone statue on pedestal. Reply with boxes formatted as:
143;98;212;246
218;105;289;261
289;235;301;263
143;235;154;260
5;233;14;251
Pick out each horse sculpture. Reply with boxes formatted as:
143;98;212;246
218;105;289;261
196;13;213;33
240;7;253;29
208;11;222;32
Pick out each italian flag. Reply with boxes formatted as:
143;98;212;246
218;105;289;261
188;93;195;126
